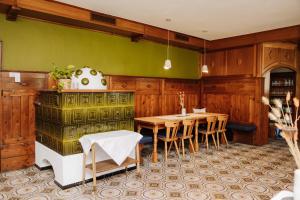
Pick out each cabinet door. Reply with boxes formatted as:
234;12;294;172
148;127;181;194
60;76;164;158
0;90;36;171
280;48;295;67
227;46;254;75
204;50;226;76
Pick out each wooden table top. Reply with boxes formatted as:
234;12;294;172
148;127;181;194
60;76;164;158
134;113;225;125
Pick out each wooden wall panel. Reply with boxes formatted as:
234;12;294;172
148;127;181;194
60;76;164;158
201;76;266;145
109;76;200;117
227;46;255;76
203;51;226;76
204;46;256;77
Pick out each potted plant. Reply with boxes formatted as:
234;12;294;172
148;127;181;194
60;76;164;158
50;65;75;90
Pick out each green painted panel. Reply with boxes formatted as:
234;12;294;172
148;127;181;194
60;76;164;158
0;14;199;79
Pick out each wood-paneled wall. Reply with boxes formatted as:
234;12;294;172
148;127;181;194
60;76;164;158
0;72;201;172
200;76;267;145
108;75;200;117
203;45;257;77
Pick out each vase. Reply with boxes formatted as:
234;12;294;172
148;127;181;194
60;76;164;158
181;108;186;116
58;79;71;90
294;169;300;200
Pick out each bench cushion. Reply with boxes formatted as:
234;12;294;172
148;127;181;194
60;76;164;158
227;122;256;132
139;135;153;144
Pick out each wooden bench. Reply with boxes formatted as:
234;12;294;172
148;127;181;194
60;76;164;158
227;121;256;145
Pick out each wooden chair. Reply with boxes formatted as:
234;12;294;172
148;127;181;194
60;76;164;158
216;115;229;149
158;121;180;161
199;116;217;150
177;119;196;158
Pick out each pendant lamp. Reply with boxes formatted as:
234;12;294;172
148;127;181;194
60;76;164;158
201;40;208;73
163;19;172;70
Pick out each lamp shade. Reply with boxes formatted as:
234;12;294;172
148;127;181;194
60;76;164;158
163;59;172;70
201;64;208;73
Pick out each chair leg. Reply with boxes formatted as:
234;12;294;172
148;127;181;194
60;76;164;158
168;141;174;154
223;132;229;147
189;138;195;154
164;142;168;161
174;141;180;158
216;132;220;150
212;134;217;149
201;134;204;144
205;134;209;151
182;139;185;159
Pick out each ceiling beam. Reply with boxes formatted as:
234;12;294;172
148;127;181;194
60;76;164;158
0;0;207;50
6;5;20;21
131;34;143;42
209;25;300;50
0;0;299;51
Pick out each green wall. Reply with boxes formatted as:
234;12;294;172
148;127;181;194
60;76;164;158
0;14;199;79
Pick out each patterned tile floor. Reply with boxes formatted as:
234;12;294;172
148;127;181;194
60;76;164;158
0;140;296;200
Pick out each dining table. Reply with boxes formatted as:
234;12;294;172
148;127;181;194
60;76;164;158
134;112;225;163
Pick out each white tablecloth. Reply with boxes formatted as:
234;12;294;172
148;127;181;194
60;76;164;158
79;130;142;166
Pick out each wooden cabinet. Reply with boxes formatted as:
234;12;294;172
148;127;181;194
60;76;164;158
203;46;255;77
262;43;297;74
0;90;36;171
204;51;226;76
227;46;254;75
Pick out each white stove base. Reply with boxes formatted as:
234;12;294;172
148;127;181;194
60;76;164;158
35;141;135;188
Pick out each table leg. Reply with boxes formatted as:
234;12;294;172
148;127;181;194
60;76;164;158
82;153;86;185
135;144;141;176
92;144;97;192
152;125;158;163
137;124;142;133
194;120;199;152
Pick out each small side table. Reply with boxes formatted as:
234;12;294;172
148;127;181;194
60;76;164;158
80;130;142;191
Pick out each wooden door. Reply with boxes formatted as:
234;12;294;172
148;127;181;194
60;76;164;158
0;90;36;171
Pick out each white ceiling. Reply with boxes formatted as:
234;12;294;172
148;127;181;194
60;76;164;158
57;0;300;40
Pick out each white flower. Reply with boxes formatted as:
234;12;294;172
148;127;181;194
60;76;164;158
262;96;269;105
284;114;290;123
286;92;291;102
271;107;281;118
268;112;278;121
273;99;282;108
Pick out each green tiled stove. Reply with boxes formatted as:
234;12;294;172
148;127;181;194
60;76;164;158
35;90;135;156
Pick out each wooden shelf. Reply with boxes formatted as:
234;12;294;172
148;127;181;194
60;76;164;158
86;157;137;173
271;85;294;87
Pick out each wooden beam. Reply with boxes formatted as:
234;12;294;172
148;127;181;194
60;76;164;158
210;25;300;50
131;34;143;42
0;0;206;50
6;5;20;21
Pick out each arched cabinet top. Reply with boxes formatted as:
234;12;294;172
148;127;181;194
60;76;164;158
261;42;297;75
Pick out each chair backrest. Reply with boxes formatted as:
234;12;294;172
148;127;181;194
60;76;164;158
206;116;217;133
217;115;228;132
182;119;195;137
165;121;180;139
